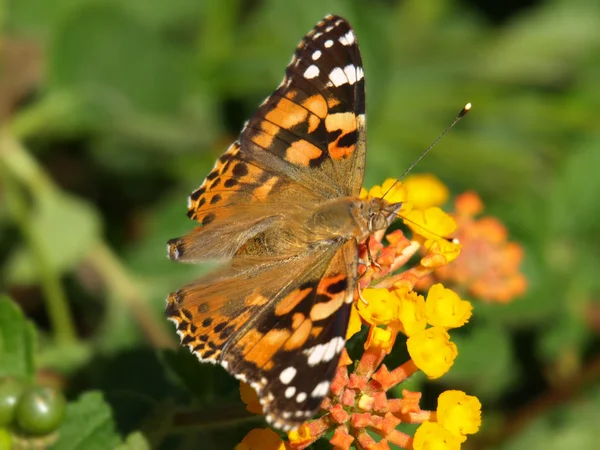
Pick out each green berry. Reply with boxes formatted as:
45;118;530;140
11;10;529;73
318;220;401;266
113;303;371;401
0;378;26;426
15;387;66;436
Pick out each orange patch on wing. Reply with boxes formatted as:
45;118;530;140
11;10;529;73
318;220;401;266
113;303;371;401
266;98;308;129
252;120;280;149
245;328;291;368
245;292;270;308
327;97;341;109
253;176;279;201
284;89;299;100
310;295;345;321
275;287;313;316
302;95;328;118
237;328;264;355
329;140;355;160
326;112;357;160
325;112;356;135
311;325;324;338
310;274;347;320
292;313;305;329
284;319;312;350
318;274;346;294
286;140;323;166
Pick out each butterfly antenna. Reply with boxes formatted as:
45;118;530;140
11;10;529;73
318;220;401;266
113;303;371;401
400;213;460;244
382;102;472;199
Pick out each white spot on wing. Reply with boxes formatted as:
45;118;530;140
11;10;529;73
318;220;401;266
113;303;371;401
335;336;345;353
311;381;330;398
339;31;355;46
279;367;297;385
296;392;307;403
344;65;359;84
305;336;345;366
327;65;364;87
324;39;333;48
303;64;320;79
323;337;340;362
312;50;322;60
285;386;296;398
328;67;347;87
356;66;364;81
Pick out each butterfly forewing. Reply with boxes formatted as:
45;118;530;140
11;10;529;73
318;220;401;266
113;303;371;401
240;14;366;199
167;14;368;430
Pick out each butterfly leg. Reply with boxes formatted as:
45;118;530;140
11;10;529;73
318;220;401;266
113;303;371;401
356;284;369;305
366;237;382;271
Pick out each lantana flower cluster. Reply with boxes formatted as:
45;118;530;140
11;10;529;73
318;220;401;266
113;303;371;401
237;175;525;450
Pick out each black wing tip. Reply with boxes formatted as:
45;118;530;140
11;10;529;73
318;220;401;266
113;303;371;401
314;14;353;31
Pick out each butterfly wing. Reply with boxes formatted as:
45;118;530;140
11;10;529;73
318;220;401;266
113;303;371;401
168;15;367;429
227;239;359;430
166;239;358;430
183;14;366;234
240;15;366;198
171;15;366;263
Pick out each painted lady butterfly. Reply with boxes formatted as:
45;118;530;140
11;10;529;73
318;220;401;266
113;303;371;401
166;14;402;430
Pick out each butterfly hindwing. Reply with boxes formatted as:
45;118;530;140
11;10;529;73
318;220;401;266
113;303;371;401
173;141;322;262
166;238;357;429
225;239;358;429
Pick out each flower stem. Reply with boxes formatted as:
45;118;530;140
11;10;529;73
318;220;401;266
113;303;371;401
0;158;77;344
85;242;175;348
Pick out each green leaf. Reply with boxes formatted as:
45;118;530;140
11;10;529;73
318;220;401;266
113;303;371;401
160;348;220;400
0;296;36;380
48;3;184;116
503;384;600;450
6;0;91;39
445;323;514;400
549;138;600;236
114;432;150;450
5;191;101;285
52;392;122;450
480;2;600;84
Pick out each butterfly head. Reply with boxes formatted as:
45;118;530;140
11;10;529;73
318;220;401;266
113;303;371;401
365;197;403;233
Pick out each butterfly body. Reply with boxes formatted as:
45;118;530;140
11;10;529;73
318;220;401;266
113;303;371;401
166;15;400;430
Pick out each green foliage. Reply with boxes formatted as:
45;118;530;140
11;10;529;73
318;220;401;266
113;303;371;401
5;191;101;285
0;297;36;380
1;0;600;448
51;392;122;450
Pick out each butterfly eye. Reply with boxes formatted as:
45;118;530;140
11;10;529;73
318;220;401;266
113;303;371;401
369;213;388;232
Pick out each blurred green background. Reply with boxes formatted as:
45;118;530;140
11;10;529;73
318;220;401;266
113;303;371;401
1;0;600;448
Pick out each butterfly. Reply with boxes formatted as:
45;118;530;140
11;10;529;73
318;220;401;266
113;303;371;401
166;14;402;431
